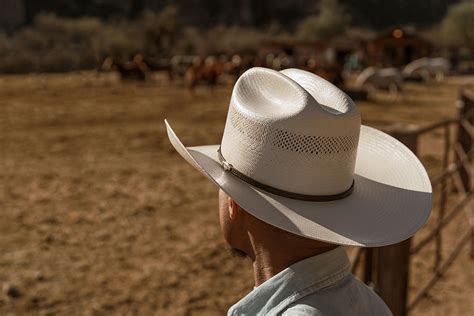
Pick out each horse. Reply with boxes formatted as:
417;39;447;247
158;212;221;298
403;57;451;82
185;56;223;91
101;54;150;81
355;67;403;98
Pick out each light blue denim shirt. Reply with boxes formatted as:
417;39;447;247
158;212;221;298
228;247;392;316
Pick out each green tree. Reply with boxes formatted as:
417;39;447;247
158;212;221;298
296;0;351;41
440;0;474;50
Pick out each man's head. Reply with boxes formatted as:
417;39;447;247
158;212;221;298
166;67;432;251
218;189;337;261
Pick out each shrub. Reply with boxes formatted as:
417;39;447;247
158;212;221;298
206;25;264;54
296;0;351;41
0;13;104;72
0;5;281;73
439;0;474;50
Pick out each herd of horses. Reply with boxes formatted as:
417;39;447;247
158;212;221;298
101;54;249;89
99;53;345;90
100;53;450;98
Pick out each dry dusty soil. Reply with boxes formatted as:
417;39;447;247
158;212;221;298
0;73;473;315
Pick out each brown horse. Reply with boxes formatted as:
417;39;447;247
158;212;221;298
185;57;223;91
143;57;173;81
102;54;150;81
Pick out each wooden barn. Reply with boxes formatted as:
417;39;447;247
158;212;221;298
367;27;433;67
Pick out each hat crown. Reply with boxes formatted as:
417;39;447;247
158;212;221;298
220;67;361;195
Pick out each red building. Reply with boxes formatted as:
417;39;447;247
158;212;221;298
367;27;432;67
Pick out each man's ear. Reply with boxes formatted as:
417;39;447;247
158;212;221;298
228;197;243;221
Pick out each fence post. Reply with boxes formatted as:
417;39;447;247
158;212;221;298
363;248;374;285
456;89;474;193
457;89;474;259
375;125;419;316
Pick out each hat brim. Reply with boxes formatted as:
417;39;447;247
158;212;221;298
165;120;432;247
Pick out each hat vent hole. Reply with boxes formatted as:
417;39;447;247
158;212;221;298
229;107;356;155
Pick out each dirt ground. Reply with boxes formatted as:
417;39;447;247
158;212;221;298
0;73;473;315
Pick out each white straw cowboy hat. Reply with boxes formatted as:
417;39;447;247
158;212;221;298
165;67;432;247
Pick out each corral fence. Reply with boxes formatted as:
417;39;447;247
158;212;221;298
351;89;474;316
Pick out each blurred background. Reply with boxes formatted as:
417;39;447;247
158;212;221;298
0;0;473;315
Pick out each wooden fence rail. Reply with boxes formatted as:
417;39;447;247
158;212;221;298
407;229;471;311
410;191;473;255
351;89;474;316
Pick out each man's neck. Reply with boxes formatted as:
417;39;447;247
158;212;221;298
251;242;338;287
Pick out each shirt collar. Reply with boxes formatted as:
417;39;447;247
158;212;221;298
227;246;351;316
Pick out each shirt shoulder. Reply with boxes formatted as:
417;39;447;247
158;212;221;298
281;304;323;316
280;275;392;316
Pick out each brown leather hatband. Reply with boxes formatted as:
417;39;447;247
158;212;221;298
217;147;354;202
